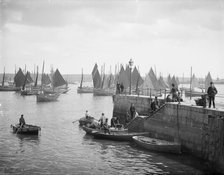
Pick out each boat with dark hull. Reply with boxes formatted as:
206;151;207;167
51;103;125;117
11;124;41;135
91;130;149;141
133;136;181;154
82;126;128;135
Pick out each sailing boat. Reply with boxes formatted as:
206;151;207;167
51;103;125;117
0;68;22;91
20;71;35;95
183;74;204;97
77;68;93;93
36;63;61;102
92;64;114;96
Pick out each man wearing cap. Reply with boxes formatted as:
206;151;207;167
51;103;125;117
207;82;218;108
99;113;106;128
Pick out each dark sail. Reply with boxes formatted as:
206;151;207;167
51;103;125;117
52;69;66;88
92;64;102;89
14;68;25;87
41;74;51;85
26;71;34;84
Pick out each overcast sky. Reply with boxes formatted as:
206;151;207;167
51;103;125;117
0;0;223;79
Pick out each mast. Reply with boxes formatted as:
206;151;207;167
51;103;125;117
34;66;39;87
2;67;5;87
41;61;45;89
80;68;83;88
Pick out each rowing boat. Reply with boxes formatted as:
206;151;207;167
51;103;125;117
133;136;181;154
91;130;149;141
11;124;41;135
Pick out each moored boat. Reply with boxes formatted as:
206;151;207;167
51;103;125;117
11;124;41;135
91;131;149;141
36;90;60;102
82;126;128;135
132;136;181;154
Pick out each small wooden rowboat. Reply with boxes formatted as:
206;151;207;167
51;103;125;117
11;124;41;135
91;130;149;142
132;136;181;154
82;126;128;135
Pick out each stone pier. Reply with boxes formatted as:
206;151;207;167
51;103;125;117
113;94;224;173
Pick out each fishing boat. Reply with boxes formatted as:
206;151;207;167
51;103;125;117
11;124;41;135
82;126;128;135
91;130;149;141
0;68;22;91
92;63;114;96
77;68;94;93
36;90;60;102
132;136;181;154
21;71;35;95
36;62;64;102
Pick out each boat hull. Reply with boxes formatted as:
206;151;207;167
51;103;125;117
11;124;41;135
36;92;60;102
93;88;114;96
0;86;21;91
82;126;128;135
91;131;149;141
77;87;93;93
133;136;181;154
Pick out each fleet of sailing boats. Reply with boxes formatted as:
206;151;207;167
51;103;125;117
0;63;219;100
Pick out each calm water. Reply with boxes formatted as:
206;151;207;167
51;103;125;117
1;85;222;175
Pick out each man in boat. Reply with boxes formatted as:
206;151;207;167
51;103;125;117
111;116;122;129
103;118;110;134
19;114;26;127
85;110;90;119
99;113;106;128
151;96;159;112
207;82;218;108
129;103;136;119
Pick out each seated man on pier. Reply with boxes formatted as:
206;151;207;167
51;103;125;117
151;96;159;112
195;94;207;108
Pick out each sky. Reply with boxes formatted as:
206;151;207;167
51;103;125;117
0;0;224;79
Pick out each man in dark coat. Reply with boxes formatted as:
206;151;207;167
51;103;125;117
19;114;26;126
207;82;218;108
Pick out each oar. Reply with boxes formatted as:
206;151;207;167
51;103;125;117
72;119;79;123
16;124;23;134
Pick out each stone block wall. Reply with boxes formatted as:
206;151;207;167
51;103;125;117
113;94;224;173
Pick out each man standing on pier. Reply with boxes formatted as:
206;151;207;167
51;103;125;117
207;82;218;108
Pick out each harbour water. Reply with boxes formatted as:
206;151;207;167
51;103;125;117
0;85;223;174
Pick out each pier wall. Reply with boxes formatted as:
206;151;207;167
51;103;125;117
113;95;224;173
